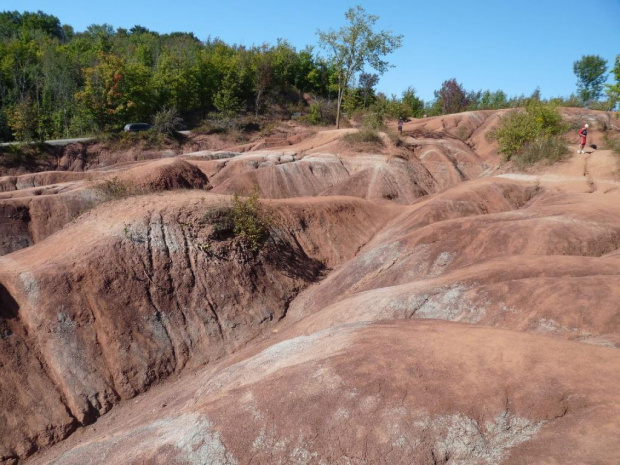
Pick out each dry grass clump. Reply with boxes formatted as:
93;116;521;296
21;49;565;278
344;129;385;152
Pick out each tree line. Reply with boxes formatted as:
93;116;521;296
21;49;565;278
0;10;342;141
0;9;618;142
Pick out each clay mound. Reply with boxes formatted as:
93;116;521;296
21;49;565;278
400;110;504;163
319;156;429;204
284;128;358;153
0;189;101;256
398;107;618;167
400;136;492;186
0;192;395;460
0;159;209;256
205;143;491;204
209;152;350;198
29;320;620;465
0;171;91;192
57;142;181;172
291;179;620;338
99;158;210;191
291;256;620;346
5;108;620;464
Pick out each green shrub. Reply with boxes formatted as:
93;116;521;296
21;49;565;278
194;114;260;139
512;136;569;167
304;100;337;125
202;206;235;240
152;107;183;136
232;191;270;250
603;132;620;154
363;108;386;130
202;189;270;251
489;101;568;160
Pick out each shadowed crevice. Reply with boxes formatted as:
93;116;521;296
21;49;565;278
0;282;19;320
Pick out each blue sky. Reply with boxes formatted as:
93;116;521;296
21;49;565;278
4;0;620;102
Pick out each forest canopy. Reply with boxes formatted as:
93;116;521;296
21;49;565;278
0;10;615;142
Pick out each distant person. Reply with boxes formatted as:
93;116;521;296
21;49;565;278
578;123;589;154
398;117;403;135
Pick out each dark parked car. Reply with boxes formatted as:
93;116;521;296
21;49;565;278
123;123;151;132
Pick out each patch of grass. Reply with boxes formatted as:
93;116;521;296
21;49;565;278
96;131;167;150
512;136;569;168
95;177;150;200
202;188;270;251
344;129;385;152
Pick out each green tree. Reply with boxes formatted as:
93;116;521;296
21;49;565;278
478;89;508;110
7;97;40;141
605;55;620;111
153;48;200;112
358;72;378;109
214;69;242;116
253;45;274;116
317;5;402;129
75;53;154;130
573;55;608;103
402;86;424;117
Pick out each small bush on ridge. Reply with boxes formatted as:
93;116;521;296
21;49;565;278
489;101;568;161
202;188;270;251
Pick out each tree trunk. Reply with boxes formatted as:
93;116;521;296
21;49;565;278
336;92;341;129
336;76;343;129
255;90;262;118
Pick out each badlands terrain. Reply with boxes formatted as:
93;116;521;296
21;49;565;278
1;109;619;464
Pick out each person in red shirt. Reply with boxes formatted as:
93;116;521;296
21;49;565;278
578;123;589;154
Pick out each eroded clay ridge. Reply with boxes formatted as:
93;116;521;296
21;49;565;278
0;109;619;464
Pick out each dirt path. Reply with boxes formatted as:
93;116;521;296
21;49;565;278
498;149;619;194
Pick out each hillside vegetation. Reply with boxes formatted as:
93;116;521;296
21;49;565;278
2;10;617;144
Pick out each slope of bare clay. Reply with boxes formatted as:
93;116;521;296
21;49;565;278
1;108;619;464
0;159;209;255
1;116;491;256
28;321;620;465
0;192;395;461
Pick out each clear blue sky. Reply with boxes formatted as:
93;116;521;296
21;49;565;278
4;0;620;102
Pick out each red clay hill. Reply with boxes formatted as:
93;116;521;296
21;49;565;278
1;108;619;464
